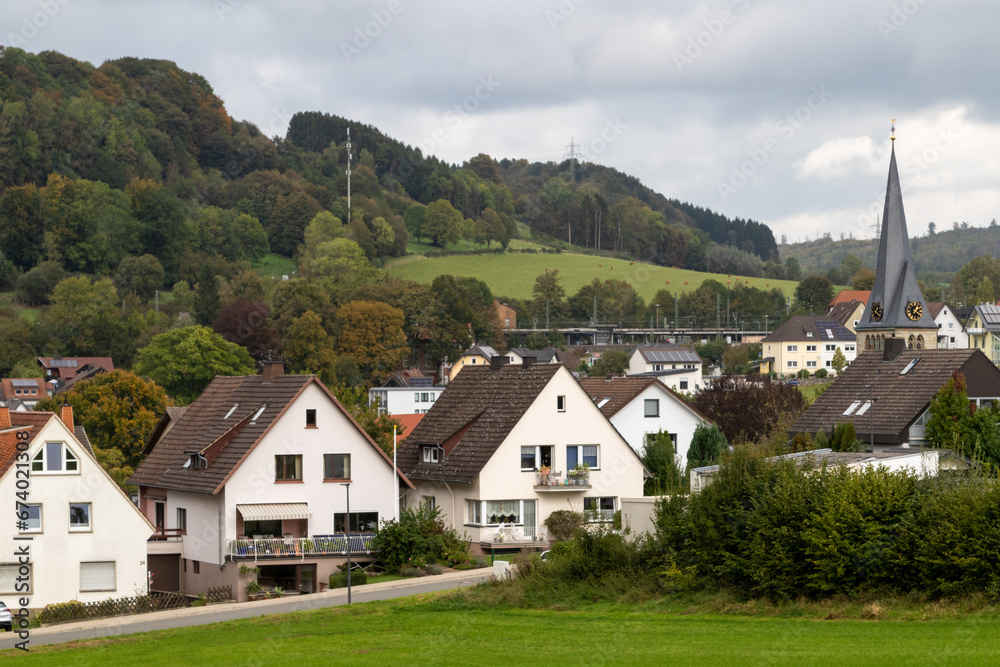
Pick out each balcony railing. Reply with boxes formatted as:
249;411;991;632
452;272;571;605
586;509;615;523
967;327;986;335
229;535;376;560
149;528;186;541
534;470;590;489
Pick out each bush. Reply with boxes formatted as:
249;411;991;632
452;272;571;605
400;566;427;578
329;570;368;588
796;369;811;380
814;368;828;379
426;563;444;575
544;509;586;541
373;502;471;573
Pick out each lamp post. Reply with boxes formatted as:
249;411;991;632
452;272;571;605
341;482;351;604
654;304;660;331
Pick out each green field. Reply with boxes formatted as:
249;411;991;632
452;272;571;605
388;252;800;303
253;253;299;280
7;595;1000;665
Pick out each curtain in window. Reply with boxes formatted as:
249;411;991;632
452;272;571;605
486;500;519;524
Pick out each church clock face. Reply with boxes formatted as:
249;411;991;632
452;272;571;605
906;301;923;321
871;302;883;322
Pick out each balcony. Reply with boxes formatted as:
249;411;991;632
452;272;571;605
967;327;986;335
586;509;616;523
229;534;376;561
534;470;590;491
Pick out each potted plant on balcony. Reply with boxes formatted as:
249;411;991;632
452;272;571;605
538;465;551;485
575;463;590;485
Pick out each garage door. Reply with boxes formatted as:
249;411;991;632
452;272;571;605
148;554;181;592
80;561;116;592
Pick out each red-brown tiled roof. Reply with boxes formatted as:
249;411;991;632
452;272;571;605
828;290;871;310
37;357;114;380
0;412;52;477
393;414;425;442
398;364;561;484
0;378;48;400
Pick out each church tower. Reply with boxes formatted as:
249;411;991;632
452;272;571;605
856;123;937;351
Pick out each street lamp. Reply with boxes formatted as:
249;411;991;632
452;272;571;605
654;304;660;330
341;482;352;604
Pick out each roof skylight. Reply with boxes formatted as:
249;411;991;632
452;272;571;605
843;401;861;416
855;401;872;416
900;358;920;375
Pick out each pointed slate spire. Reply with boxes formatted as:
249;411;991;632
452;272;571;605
857;129;936;332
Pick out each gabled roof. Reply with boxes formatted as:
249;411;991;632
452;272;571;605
791;348;1000;444
577;376;711;422
465;344;499;359
762;315;855;344
927;302;949;320
131;374;412;494
393;413;425;442
0;378;48;400
829;290;871;310
968;304;1000;333
38;356;114;380
509;347;558;363
398;364;562;483
829;301;864;329
383;369;434;388
633;345;702;364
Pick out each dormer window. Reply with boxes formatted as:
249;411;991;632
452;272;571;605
224;404;239;419
422;446;441;463
183;452;207;470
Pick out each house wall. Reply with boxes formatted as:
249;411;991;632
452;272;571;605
935;307;967;349
368;387;443;415
450;354;490;380
0;417;153;608
223;382;400;550
609;384;706;465
762;339;857;378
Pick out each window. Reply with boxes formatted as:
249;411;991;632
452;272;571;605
806;332;813;338
846;345;855;352
244;519;281;537
0;563;30;594
787;345;797;352
193;560;200;575
787;361;798;368
521;445;553;471
467;499;482;525
177;508;187;533
422;446;440;463
825;344;836;351
334;512;379;533
504;318;510;327
826;361;832;367
424;496;436;510
486;500;520;525
31;443;78;474
644;399;659;417
80;561;116;592
949;322;954;329
224;404;239;419
566;445;599;469
652;364;663;371
430;393;436;402
679;380;688;390
324;453;351;480
806;345;817;352
20;504;41;533
557;395;566;412
583;497;615;522
69;503;91;531
414;392;420;402
275;454;303;481
305;409;317;427
806;361;817;368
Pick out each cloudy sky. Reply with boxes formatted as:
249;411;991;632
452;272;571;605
4;0;998;244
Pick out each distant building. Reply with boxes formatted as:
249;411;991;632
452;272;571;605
929;302;967;349
0;377;52;409
627;345;704;392
494;299;517;331
37;356;114;393
448;344;499;381
759;315;857;377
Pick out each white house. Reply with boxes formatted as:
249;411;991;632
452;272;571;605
626;346;703;392
0;406;153;609
397;362;648;552
368;386;444;415
929;302;967;349
130;363;412;601
577;376;711;465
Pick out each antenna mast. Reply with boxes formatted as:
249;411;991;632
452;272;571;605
564;137;579;182
346;128;352;223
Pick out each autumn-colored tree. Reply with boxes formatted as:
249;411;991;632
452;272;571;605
335;300;409;386
693;376;806;445
212;299;278;363
35;369;169;473
133;325;255;404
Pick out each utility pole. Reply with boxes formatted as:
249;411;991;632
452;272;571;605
564;137;579;182
346;128;352;224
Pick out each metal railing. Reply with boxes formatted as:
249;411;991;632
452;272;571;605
586;509;615;523
535;471;590;487
229;535;376;560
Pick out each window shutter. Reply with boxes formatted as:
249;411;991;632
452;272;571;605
80;561;116;592
0;563;29;594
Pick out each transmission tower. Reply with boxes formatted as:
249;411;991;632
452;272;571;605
346;128;352;223
564;137;579;182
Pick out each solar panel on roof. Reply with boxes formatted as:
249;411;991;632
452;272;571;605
409;377;433;387
644;350;698;363
815;321;855;341
10;379;38;387
50;359;79;368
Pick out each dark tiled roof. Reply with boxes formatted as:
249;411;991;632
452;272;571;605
828;301;864;328
38;356;114;380
398;364;561;484
762;315;855;344
927;302;947;320
131;375;412;493
75;425;95;458
510;347;558;363
970;304;1000;332
577;376;711;423
791;349;1000;444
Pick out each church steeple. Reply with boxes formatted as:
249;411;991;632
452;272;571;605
857;124;936;351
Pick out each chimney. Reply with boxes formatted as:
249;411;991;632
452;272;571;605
883;337;906;362
262;361;285;383
60;403;75;432
522;356;536;369
0;407;10;430
490;356;508;371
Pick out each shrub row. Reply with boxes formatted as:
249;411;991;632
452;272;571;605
654;448;1000;601
422;247;561;258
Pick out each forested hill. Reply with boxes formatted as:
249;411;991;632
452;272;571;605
781;222;1000;285
0;47;776;283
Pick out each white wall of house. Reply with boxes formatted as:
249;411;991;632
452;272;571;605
222;382;400;554
0;416;153;607
368;387;444;415
157;489;225;567
608;384;707;466
934;307;967;349
407;367;645;543
655;369;703;393
763;340;858;377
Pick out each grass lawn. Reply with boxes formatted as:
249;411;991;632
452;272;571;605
800;381;833;404
253;253;299;280
0;291;39;323
7;594;1000;666
388;251;800;303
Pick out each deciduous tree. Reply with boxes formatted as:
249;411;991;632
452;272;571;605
335;300;409;386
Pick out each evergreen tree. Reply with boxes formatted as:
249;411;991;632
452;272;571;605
687;423;728;468
194;266;222;326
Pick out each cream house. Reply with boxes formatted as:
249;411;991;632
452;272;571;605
759;315;857;377
0;406;153;609
448;344;499;381
398;362;648;552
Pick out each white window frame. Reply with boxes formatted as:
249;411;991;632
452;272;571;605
31;442;79;475
467;499;482;525
806;345;817;352
583;497;616;523
422;446;440;463
20;504;42;534
787;345;797;352
806;361;817;368
557;395;566;412
177;507;187;533
80;561;116;593
0;563;30;594
787;361;798;368
69;502;92;532
566;445;600;470
521;445;553;471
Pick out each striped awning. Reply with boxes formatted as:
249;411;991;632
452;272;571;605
237;503;312;521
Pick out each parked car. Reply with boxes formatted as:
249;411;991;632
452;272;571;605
786;379;800;386
0;601;12;631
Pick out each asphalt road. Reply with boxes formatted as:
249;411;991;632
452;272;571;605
0;570;492;650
